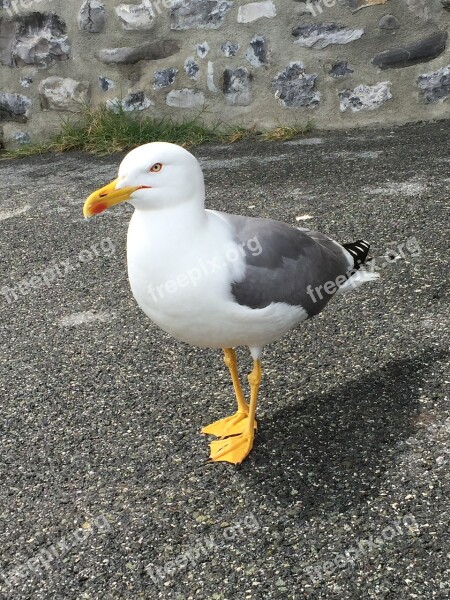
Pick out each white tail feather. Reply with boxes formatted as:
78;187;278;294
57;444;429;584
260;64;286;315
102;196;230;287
335;270;380;295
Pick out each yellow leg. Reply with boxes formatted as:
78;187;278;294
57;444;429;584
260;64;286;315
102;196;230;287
208;360;262;464
201;349;256;438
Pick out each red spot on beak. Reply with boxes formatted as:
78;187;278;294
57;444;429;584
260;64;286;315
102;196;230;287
92;203;107;215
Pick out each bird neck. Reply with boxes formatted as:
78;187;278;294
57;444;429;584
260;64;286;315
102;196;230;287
133;198;207;240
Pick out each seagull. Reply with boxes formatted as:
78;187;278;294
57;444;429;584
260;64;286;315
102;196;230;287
83;142;379;464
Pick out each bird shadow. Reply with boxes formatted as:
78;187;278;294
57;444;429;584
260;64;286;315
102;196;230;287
242;347;445;516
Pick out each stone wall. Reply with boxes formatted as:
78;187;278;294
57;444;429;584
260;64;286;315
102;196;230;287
0;0;449;147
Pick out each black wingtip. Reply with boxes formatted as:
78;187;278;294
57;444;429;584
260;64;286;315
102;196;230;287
342;240;371;270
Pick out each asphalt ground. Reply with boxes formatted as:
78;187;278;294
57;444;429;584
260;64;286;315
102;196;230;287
0;121;449;600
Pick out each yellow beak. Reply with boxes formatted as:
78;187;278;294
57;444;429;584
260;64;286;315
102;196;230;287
83;178;146;218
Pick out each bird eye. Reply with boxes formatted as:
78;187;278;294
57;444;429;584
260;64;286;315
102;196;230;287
150;163;163;173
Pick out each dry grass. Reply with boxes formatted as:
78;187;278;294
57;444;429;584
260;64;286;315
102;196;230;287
259;124;312;142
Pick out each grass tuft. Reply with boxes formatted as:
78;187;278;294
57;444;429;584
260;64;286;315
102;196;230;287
259;124;312;142
1;105;313;158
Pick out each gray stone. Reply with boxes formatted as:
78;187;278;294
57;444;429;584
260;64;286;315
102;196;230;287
292;24;364;49
196;42;209;58
39;76;91;112
272;62;320;108
13;131;30;145
221;41;239;57
96;41;180;64
153;67;178;88
107;91;153;112
245;36;269;68
123;91;152;111
78;1;106;33
237;0;276;23
223;67;252;106
372;32;448;70
170;0;233;30
115;1;155;31
417;65;450;103
442;0;450;10
0;92;31;122
207;61;218;92
184;57;200;80
339;82;392;112
166;89;205;108
329;61;353;78
19;76;33;88
0;12;70;69
379;15;401;30
98;76;114;92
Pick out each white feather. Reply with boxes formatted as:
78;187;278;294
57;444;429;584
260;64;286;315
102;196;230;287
335;270;380;295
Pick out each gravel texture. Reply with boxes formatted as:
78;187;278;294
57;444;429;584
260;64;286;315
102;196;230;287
0;122;449;599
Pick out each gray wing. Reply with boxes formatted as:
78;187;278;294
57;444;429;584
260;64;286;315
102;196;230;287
220;213;353;317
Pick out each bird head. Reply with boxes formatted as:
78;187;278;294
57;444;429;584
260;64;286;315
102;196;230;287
83;142;205;218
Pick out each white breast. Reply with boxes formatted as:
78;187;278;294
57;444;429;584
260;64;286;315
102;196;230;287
126;208;308;350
